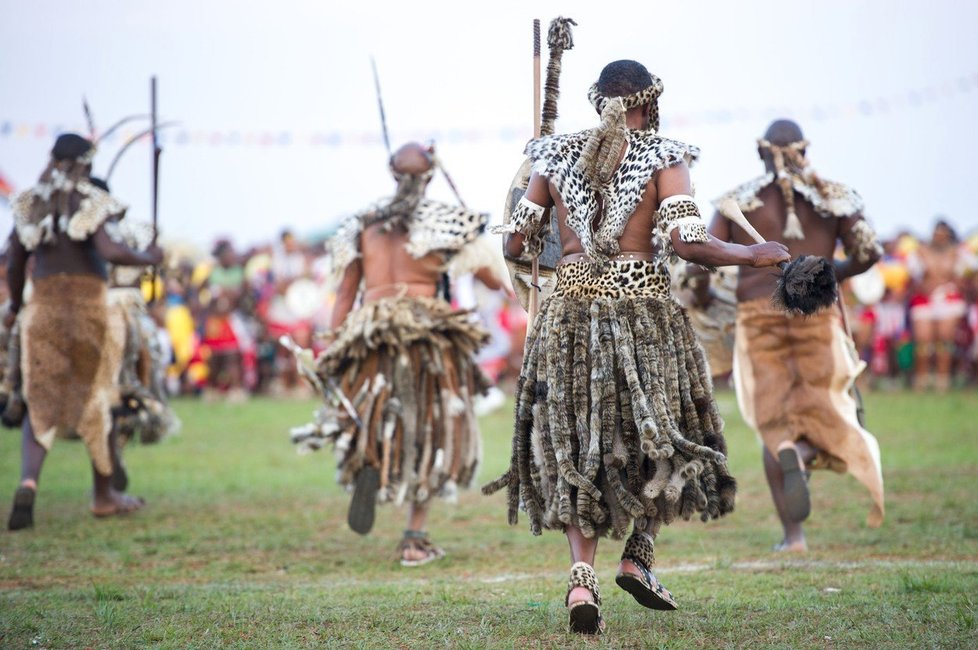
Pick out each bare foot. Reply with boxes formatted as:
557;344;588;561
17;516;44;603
91;490;145;518
618;558;639;575
773;539;808;553
397;534;445;567
567;586;593;607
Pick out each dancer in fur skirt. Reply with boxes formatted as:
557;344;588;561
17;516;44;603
287;142;493;566
485;60;790;633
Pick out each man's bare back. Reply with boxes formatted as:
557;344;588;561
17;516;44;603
508;162;787;270
360;224;444;299
713;185;843;302
550;177;662;257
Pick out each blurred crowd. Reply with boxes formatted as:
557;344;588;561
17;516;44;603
156;230;527;403
5;221;973;402
847;221;978;391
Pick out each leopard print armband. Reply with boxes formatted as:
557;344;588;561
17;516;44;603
844;219;883;264
659;195;709;244
490;196;549;259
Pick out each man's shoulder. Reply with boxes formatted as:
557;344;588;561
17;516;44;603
524;130;592;161
629;132;701;170
801;177;863;218
405;199;488;259
711;174;775;214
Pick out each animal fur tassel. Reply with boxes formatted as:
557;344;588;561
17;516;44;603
719;199;836;315
540;16;577;137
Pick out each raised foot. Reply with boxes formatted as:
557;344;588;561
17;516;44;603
7;486;36;531
91;491;145;518
616;558;678;611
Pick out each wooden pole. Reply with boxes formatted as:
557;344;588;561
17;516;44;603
528;19;542;325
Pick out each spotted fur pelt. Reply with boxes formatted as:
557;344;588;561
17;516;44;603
12;180;126;251
524;130;699;268
483;259;736;539
328;199;489;280
291;297;491;506
712;173;863;221
105;219;155;287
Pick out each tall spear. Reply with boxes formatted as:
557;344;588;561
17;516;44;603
370;57;392;158
150;76;161;303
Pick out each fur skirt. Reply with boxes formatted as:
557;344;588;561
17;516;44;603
483;259;736;539
21;274;122;476
292;296;490;505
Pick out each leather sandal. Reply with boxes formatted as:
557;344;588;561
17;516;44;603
397;530;445;567
566;561;605;634
616;531;678;610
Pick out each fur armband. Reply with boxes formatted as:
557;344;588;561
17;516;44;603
844;219;883;264
327;214;364;280
659;195;709;244
490;195;549;259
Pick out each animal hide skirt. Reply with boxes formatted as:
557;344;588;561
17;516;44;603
21;274;123;476
483;259;736;539
292;296;491;506
733;297;884;527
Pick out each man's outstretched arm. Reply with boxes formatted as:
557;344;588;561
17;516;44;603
93;226;164;267
656;165;789;269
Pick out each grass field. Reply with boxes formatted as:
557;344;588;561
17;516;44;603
1;390;976;648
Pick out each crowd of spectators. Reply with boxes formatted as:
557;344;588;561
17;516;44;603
159;230;526;403
6;221;972;402
848;221;978;391
151;220;978;399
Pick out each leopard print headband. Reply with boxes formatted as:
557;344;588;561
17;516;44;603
586;77;663;113
587;76;663;135
577;77;665;187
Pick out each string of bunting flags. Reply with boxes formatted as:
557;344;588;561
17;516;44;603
1;72;975;150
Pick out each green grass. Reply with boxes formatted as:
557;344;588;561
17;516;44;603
1;390;976;648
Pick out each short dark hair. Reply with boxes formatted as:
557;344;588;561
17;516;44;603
596;60;654;97
51;133;93;162
934;219;959;243
763;120;804;146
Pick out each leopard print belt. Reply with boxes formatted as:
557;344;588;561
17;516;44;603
552;256;673;300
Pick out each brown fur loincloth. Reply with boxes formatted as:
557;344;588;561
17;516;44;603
484;259;737;540
733;297;884;527
292;296;490;506
21;274;124;476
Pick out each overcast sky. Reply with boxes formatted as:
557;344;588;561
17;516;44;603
1;0;975;249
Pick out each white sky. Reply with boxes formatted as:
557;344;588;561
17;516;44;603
1;0;976;249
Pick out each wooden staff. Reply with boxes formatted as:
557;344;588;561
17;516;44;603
528;19;542;325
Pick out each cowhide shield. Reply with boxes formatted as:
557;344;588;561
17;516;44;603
501;158;562;311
